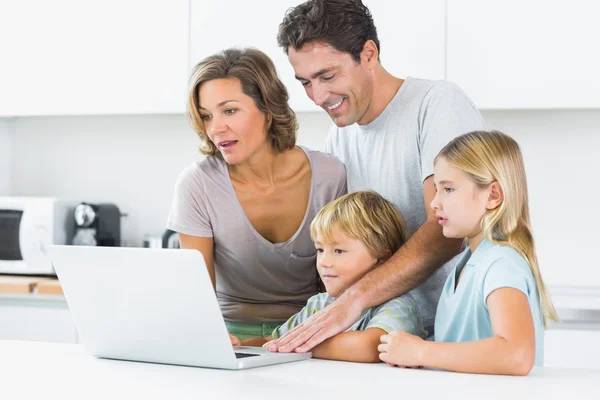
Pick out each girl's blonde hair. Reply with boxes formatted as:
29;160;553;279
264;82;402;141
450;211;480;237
188;48;298;157
436;130;558;328
310;191;406;262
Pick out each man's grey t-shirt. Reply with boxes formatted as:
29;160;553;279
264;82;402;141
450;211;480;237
166;147;347;322
326;77;486;333
272;292;427;339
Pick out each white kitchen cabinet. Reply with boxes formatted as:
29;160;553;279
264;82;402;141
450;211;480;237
0;0;189;116
447;0;600;109
190;0;445;112
0;294;78;344
545;326;600;369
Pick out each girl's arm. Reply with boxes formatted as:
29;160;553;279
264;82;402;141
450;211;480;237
379;288;536;375
311;328;385;363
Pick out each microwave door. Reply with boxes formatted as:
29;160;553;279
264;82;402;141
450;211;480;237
0;209;24;262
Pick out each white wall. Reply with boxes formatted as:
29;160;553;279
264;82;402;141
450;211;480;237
5;110;600;287
0;119;13;196
7;113;331;247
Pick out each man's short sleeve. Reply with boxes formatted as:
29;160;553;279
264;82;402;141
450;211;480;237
482;259;530;307
365;294;427;338
418;82;486;182
166;165;213;237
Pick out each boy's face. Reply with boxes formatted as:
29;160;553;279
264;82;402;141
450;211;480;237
314;226;378;298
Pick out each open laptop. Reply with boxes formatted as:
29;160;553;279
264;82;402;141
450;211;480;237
48;245;311;370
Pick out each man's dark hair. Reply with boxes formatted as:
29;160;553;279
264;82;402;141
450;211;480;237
277;0;380;63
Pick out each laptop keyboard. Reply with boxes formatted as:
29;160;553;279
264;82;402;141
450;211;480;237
235;352;260;359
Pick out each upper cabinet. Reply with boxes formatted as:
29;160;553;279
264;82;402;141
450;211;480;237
0;0;189;116
447;0;600;109
190;0;445;112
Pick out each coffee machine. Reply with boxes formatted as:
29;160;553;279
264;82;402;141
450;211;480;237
72;202;121;246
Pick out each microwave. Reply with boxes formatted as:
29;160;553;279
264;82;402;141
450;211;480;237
0;197;76;275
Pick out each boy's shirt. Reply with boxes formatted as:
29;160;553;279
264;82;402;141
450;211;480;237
272;292;427;339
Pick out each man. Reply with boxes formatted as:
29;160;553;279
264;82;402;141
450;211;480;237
266;0;486;353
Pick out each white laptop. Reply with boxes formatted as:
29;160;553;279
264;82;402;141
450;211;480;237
48;245;311;370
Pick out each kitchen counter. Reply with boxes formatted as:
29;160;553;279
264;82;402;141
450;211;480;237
1;340;598;400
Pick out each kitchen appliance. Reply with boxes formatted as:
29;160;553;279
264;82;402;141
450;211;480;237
72;202;121;247
143;230;179;249
0;197;76;275
162;229;180;249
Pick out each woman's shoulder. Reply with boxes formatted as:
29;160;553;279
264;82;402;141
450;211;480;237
174;156;227;190
301;147;346;179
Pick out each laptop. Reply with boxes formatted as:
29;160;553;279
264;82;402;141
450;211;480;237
48;245;311;370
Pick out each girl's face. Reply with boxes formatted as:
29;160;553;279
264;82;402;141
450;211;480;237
314;225;378;298
198;78;269;165
430;157;501;249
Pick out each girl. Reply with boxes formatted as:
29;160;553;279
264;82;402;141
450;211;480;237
378;130;558;375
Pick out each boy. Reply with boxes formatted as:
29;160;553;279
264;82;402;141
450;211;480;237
260;191;426;362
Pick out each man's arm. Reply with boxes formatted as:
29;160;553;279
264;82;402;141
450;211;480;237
311;328;385;363
267;176;462;353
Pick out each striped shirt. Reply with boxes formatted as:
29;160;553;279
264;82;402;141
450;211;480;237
272;292;427;339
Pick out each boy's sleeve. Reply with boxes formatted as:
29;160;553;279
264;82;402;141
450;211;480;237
365;294;428;338
482;258;531;307
271;294;328;339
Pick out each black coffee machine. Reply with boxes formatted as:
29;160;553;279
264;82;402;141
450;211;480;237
72;202;121;246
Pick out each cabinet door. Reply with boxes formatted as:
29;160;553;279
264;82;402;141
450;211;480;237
447;0;600;109
0;297;78;344
545;328;600;369
190;0;445;113
0;0;189;116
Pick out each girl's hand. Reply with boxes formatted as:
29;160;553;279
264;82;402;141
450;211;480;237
378;330;426;368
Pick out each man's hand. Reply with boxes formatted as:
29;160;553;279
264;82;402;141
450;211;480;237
378;330;426;368
264;291;363;353
229;333;241;346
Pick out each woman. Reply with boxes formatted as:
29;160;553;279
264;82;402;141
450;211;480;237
167;48;347;344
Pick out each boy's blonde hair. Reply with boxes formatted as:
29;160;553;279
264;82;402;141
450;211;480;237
310;191;406;262
436;130;558;328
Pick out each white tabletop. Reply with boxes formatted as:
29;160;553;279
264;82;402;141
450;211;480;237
1;340;598;399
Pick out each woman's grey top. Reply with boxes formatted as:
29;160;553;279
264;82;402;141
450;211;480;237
166;147;347;322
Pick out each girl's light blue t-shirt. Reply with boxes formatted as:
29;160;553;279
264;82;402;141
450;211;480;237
434;239;545;366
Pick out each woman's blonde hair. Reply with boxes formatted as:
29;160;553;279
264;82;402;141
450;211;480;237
187;48;298;157
310;190;406;262
436;130;558;328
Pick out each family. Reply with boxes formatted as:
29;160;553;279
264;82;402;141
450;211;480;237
166;0;558;376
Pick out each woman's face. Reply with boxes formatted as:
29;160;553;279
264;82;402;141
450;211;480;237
198;78;269;165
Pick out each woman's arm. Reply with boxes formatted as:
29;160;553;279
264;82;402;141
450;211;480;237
178;233;242;346
379;288;536;375
241;336;272;347
178;233;215;289
310;328;385;363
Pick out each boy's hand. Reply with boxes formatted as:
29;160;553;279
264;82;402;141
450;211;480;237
229;333;241;346
378;330;426;368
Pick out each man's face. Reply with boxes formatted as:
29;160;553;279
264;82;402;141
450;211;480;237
288;42;374;127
